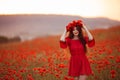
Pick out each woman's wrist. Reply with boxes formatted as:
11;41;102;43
60;28;67;41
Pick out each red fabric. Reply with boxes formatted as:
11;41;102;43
59;37;95;77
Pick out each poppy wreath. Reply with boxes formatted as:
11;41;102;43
66;20;83;31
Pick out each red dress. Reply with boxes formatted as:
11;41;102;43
60;37;95;77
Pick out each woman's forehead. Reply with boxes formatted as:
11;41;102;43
73;27;77;29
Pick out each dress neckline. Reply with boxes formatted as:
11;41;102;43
71;39;79;41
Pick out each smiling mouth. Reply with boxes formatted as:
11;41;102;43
75;32;78;34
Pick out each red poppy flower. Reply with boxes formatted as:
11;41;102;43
66;20;83;31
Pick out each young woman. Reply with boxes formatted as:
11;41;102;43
59;20;95;80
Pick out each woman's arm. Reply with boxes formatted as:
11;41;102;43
59;28;68;49
83;24;93;41
60;28;67;42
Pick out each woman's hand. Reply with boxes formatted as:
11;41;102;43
82;24;87;30
64;27;67;32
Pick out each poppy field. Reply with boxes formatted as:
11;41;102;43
0;26;120;80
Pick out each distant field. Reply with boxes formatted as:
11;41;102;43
0;26;120;80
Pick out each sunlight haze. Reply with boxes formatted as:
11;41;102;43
0;0;120;21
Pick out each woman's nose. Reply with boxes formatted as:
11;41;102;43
74;30;78;32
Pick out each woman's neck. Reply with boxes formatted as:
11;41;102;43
73;36;79;40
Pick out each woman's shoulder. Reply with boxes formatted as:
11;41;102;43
83;36;91;42
65;37;71;42
65;37;70;40
83;36;88;40
84;36;88;38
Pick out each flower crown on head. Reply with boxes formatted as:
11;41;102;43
66;20;83;31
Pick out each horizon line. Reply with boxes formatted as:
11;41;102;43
0;13;116;20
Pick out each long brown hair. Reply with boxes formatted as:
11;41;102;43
68;26;87;52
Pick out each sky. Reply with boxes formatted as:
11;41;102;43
0;0;120;21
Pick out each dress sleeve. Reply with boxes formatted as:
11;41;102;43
59;37;70;49
84;36;95;47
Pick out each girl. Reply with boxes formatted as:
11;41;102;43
59;20;95;80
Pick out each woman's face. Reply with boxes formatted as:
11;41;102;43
73;27;79;36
